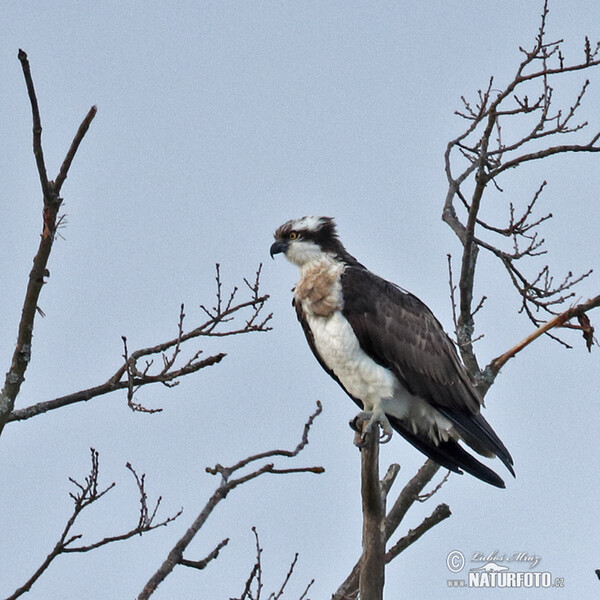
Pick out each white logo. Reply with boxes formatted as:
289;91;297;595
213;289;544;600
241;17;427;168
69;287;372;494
445;550;564;589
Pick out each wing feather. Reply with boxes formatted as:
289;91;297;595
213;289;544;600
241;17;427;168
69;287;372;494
340;266;480;414
295;266;514;480
387;415;506;488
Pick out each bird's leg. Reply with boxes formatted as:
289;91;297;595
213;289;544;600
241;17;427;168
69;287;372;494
350;408;394;447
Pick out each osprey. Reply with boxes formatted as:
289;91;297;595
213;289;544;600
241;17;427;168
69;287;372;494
270;216;514;488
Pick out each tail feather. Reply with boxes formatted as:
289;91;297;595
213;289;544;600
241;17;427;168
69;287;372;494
387;414;507;488
437;408;515;476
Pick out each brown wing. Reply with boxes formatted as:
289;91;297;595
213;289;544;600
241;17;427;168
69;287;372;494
340;266;481;414
340;265;514;475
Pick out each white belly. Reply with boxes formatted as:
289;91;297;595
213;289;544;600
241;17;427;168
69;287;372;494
306;309;454;443
306;310;397;410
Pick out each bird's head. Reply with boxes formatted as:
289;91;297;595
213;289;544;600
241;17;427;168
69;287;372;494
270;216;344;267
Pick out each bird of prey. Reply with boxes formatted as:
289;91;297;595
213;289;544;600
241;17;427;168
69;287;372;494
270;216;514;488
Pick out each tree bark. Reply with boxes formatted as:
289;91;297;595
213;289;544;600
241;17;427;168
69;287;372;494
359;427;385;600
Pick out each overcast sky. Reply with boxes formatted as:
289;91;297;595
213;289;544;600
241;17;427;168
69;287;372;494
2;2;599;599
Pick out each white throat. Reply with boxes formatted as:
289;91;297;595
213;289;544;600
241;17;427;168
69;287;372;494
286;240;328;268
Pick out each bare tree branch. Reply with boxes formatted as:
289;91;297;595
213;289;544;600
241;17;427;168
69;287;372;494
231;528;315;600
269;552;299;600
482;294;600;389
0;50;97;438
7;265;271;423
207;399;322;483
332;458;444;600
416;470;451;502
179;538;230;571
358;425;385;600
442;0;600;376
137;403;324;600
6;449;180;600
383;459;442;542
54;105;98;194
384;503;452;565
233;527;264;600
380;463;401;503
17;49;50;197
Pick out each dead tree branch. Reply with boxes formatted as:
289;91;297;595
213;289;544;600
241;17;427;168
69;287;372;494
179;538;230;571
442;0;600;379
332;456;445;600
234;527;264;600
270;552;302;600
6;449;180;600
230;528;315;600
2;52;271;430
0;50;97;437
137;402;324;600
7;264;271;422
359;425;385;600
384;503;452;565
482;294;600;390
383;459;442;545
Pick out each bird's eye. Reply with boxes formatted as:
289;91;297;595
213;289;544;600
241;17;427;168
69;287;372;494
288;231;298;240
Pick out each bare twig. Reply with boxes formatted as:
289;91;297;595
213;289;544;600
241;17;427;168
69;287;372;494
122;336;163;414
7;449;180;600
137;403;324;600
232;530;314;600
447;254;460;342
270;552;299;600
207;400;323;483
416;470;451;502
234;527;264;600
7;266;271;423
442;1;600;375
179;538;230;571
298;578;315;600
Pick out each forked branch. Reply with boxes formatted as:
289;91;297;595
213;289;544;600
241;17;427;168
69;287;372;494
230;528;315;600
442;0;600;376
333;456;448;600
7;264;272;422
0;50;97;437
137;403;324;600
7;449;180;600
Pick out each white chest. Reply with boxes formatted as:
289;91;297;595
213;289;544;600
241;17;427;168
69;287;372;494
293;258;398;408
293;259;453;441
304;310;397;409
304;309;453;441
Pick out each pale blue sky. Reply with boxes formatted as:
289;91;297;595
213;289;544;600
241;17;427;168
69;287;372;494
2;2;599;598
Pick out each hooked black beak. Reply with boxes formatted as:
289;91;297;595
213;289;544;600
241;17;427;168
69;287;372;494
270;240;288;259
